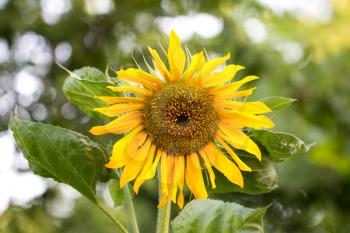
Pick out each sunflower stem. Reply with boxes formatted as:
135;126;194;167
123;185;140;233
97;204;129;233
156;196;172;233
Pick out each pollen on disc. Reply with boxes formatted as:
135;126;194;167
143;82;218;156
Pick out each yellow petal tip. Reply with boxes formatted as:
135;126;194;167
257;154;262;162
116;70;125;77
133;187;140;195
147;46;154;52
90;125;112;135
244;167;253;172
89;129;95;135
119;180;127;189
105;162;117;169
170;29;178;37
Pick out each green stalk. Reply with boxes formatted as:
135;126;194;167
156;195;172;233
123;185;140;233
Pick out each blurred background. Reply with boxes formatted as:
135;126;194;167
0;0;350;232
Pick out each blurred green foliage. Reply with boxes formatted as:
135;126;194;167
1;0;350;232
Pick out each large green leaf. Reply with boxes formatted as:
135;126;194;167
63;66;117;120
172;200;267;233
10;116;107;202
209;152;278;194
249;130;310;162
260;96;296;110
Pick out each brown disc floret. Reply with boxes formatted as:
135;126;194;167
144;82;218;155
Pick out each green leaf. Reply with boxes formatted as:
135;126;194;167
260;96;296;110
63;66;117;120
172;200;267;233
10;115;107;203
208;130;309;194
209;153;278;194
108;179;125;206
249;130;310;163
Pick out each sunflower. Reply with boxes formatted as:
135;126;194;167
90;31;274;208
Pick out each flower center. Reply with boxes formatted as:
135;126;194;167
176;113;190;127
144;82;218;155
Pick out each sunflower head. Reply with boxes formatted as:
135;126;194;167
90;30;274;208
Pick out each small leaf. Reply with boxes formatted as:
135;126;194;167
209;153;278;194
250;130;311;162
172;199;267;233
63;66;118;120
10;115;107;202
108;179;125;206
260;96;296;110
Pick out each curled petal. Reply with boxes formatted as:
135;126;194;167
168;30;186;81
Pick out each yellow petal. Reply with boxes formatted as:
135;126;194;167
107;85;154;96
217;118;244;129
173;156;185;190
219;111;275;129
217;101;271;114
204;142;243;188
148;46;172;82
168;30;186;81
166;156;177;203
193;53;231;84
160;151;168;196
212;87;256;103
93;102;145;117
173;156;185;208
125;131;148;157
231;88;256;98
105;126;143;169
218;126;262;160
198;150;216;188
117;68;162;90
133;146;160;194
96;96;145;104
185;153;208;199
215;137;252;172
157;154;178;205
210;75;259;96
89;111;142;135
200;64;245;88
183;51;205;83
177;191;184;209
105;137;130;169
120;139;152;187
